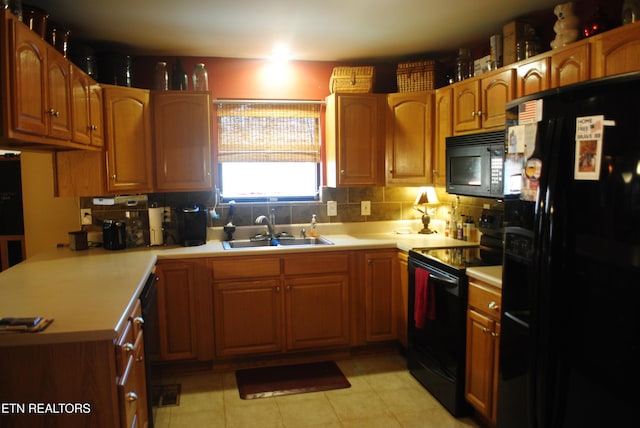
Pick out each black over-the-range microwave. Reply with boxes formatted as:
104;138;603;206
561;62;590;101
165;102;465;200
445;130;505;199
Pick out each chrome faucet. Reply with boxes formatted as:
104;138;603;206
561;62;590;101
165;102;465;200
255;215;276;238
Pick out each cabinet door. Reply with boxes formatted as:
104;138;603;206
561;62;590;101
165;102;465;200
155;261;199;361
396;251;409;348
46;52;72;140
284;275;350;350
433;87;452;186
465;309;496;419
517;57;550;97
88;81;104;147
550;41;591;87
153;92;212;191
385;91;434;186
70;66;91;145
364;251;396;342
103;85;153;194
11;19;48;136
325;93;384;187
452;79;481;133
591;22;640;78
481;68;515;129
214;279;283;356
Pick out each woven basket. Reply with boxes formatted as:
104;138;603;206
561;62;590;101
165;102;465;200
396;60;444;92
329;66;375;93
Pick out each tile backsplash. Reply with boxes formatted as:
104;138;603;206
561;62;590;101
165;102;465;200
80;186;496;246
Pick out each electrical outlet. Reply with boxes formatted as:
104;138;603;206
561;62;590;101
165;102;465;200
327;201;338;216
361;201;371;216
161;207;171;223
80;208;92;225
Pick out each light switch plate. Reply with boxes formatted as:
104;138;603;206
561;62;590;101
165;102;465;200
327;201;338;216
361;201;371;216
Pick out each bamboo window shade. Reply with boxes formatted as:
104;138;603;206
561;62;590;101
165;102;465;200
216;102;322;163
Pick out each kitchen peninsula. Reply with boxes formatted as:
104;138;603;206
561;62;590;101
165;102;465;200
0;226;478;428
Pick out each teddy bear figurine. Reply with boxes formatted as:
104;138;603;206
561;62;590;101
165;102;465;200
550;2;580;49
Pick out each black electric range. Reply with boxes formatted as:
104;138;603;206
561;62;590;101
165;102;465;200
406;207;504;417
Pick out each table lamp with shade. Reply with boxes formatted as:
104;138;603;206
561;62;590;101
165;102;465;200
414;186;439;234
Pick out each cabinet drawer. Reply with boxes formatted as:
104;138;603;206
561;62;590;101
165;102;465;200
116;321;135;376
283;252;349;275
211;256;281;280
129;300;144;338
468;281;501;320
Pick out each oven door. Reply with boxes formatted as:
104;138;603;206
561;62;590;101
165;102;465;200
407;255;469;416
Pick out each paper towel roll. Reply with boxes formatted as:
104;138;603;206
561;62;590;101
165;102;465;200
149;207;164;246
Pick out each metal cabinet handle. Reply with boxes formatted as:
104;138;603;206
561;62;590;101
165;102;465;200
340;169;346;175
47;108;60;117
133;316;144;326
491;331;500;338
111;174;116;180
477;111;483;117
488;301;499;311
125;392;138;402
122;343;135;353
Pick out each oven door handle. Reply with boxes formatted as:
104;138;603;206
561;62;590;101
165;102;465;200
428;273;457;286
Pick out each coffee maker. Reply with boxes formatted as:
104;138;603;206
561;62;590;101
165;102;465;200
176;205;207;246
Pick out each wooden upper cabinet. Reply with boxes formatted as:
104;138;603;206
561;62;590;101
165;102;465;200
453;69;515;134
152;91;212;192
550;40;591;88
591;20;640;78
480;69;515;130
385;91;434;186
71;65;104;147
103;84;153;194
10;16;72;140
517;57;551;97
325;93;385;187
452;78;481;133
433;87;452;186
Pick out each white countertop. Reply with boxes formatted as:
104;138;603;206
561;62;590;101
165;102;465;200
0;223;479;347
466;265;503;288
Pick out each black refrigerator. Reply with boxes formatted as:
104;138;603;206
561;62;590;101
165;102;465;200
498;72;640;428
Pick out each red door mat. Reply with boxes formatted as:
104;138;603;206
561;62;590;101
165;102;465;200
236;361;351;399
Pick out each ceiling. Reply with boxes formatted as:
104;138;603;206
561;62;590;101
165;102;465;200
23;0;561;61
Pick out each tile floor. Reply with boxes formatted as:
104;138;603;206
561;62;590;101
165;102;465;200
152;352;482;428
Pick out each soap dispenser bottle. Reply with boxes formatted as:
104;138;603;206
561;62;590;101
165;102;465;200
309;214;318;237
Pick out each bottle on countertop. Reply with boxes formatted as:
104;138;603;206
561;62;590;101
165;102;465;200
456;217;464;240
464;216;476;242
309;214;318;237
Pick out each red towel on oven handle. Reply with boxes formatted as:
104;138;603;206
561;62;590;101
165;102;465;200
414;267;436;328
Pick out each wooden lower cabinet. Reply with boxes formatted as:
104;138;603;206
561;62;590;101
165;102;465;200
214;278;284;356
0;301;149;428
154;259;214;362
211;252;352;357
284;274;350;350
363;250;397;343
465;275;502;426
396;251;409;348
116;301;148;428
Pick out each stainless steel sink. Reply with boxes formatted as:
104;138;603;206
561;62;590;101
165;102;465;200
222;236;334;250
